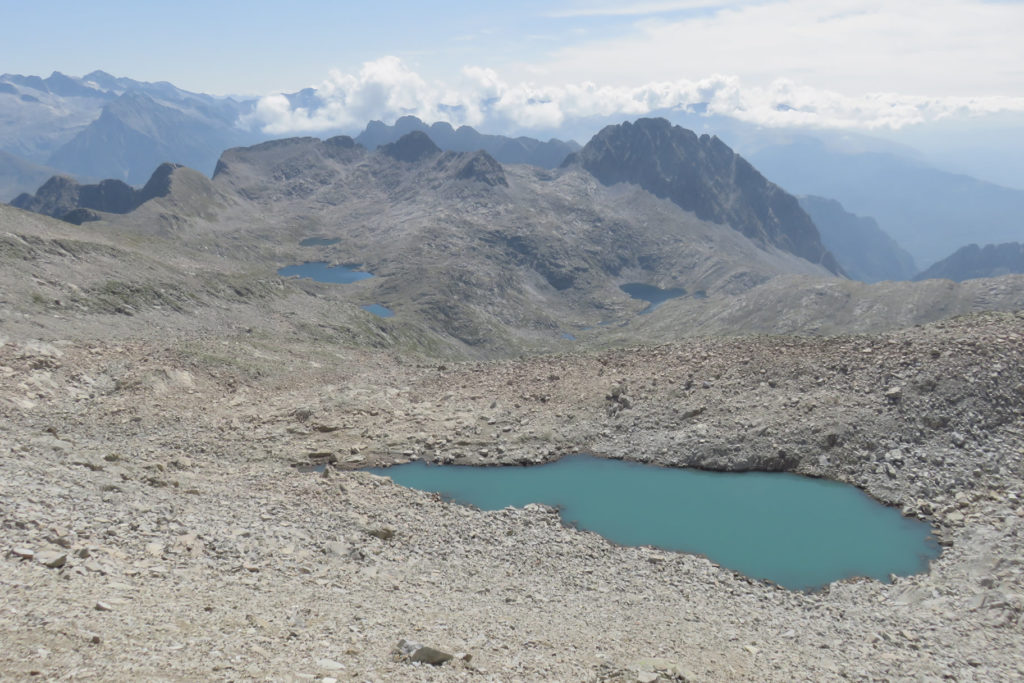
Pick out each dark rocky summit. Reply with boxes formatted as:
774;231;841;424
799;195;917;282
915;242;1024;282
10;162;182;223
571;118;842;274
379;131;441;163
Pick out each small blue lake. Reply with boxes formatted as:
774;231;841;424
621;283;687;314
369;455;939;590
362;303;395;318
299;237;341;247
278;262;373;284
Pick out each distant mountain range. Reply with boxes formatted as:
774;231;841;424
356;115;579;169
798;196;917;283
747;136;1024;268
2;70;1021;278
0;70;262;194
915;242;1024;282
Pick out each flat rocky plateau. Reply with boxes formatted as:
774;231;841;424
2;306;1023;681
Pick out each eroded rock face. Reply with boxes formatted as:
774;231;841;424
10;163;183;223
573;118;842;274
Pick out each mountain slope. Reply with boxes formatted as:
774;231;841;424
13;126;1024;355
798;195;916;282
0;150;67;202
48;89;259;183
0;70;263;185
571;118;841;274
748;136;1024;267
915;242;1024;282
356;115;579;169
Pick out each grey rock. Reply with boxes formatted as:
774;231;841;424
36;550;67;568
395;638;454;666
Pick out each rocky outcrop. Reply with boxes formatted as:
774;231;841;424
915;242;1024;282
10;162;183;223
450;150;508;187
571;118;842;274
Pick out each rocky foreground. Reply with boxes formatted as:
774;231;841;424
1;309;1023;681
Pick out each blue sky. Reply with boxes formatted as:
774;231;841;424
3;0;1023;134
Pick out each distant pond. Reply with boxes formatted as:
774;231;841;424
369;455;939;590
620;283;687;314
361;304;395;318
277;261;373;284
299;237;341;247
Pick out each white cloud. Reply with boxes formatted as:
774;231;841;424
536;0;1024;97
240;57;1024;137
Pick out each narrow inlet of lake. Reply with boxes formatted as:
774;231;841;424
368;454;939;590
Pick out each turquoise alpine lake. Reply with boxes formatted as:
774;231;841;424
277;261;373;284
361;303;395;318
369;454;939;590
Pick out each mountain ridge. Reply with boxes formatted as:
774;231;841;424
570;118;842;275
356;115;580;169
915;242;1024;282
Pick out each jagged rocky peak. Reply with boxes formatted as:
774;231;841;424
573;118;842;274
9;163;184;224
138;162;183;201
379;131;441;163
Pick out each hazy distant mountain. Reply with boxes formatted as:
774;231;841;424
798;196;916;283
356;115;580;169
747;136;1024;268
0;70;262;185
48;87;260;184
569;118;841;274
0;150;66;202
915;242;1024;282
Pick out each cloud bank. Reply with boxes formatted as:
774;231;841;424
241;57;1024;136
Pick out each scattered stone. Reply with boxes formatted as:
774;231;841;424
10;548;34;560
94;602;113;612
35;551;66;569
395;638;454;665
316;658;344;671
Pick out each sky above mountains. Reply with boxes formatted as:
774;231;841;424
2;0;1023;135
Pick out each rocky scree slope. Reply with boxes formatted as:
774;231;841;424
205;133;836;350
1;309;1023;680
